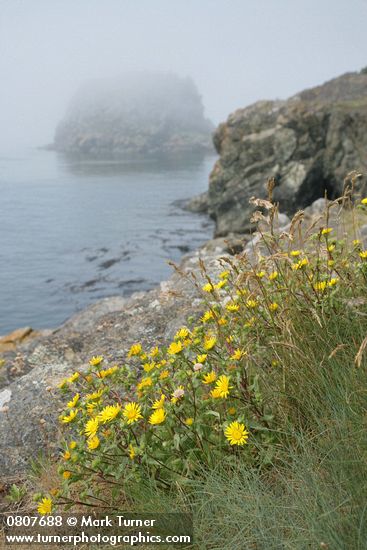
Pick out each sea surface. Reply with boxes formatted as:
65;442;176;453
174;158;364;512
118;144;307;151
0;148;215;334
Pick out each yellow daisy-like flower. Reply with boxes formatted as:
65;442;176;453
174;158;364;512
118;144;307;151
128;343;142;357
197;354;207;363
361;198;367;205
315;281;327;292
129;444;136;460
87;435;100;450
210;387;222;398
246;300;258;309
174;327;189;340
87;402;97;415
214;280;226;290
159;370;169;380
201;310;214;323
327;244;335;252
328;260;335;267
60;409;78;424
149;408;166;425
123;402;143;424
214;375;231;398
321;227;332;235
98;404;121;423
185;417;194;426
359;250;367;259
224;421;249;446
37;497;52;515
86;390;103;401
67;393;80;409
290;250;301;257
203;371;217;384
85;417;99;438
328;278;338;287
63;451;71;460
62;471;71;480
137;376;153;391
269;271;278;280
231;349;246;361
269;302;279;312
149;346;159;357
69;441;77;450
167;341;183;355
89;355;103;367
226;302;240;312
353;239;361;246
203;336;216;351
152;395;165;409
202;282;215;292
219;270;230;279
292;258;309;270
143;362;156;372
97;366;118;379
67;372;79;384
218;317;227;326
256;271;265;278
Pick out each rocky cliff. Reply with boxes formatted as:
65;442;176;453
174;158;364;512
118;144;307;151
208;71;367;236
53;72;214;158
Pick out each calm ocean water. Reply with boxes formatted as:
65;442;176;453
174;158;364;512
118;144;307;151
0;148;215;334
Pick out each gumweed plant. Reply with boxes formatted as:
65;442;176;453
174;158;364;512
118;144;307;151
38;176;367;513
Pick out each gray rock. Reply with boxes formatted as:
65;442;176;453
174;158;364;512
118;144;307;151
208;71;367;236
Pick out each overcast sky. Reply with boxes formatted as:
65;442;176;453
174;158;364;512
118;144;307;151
1;0;366;149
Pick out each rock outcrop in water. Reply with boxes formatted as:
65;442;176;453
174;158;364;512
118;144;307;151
53;72;214;158
207;71;367;236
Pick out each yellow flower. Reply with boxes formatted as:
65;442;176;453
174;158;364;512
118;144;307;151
290;250;301;257
185;418;194;426
174;327;189;340
269;302;279;312
228;407;236;415
87;402;97;415
129;444;136;460
167;341;183;355
203;371;217;384
210;387;222;398
152;395;166;409
224;421;249;446
143;362;156;372
63;450;71;460
123;402;143;424
87;435;100;450
97;366;118;379
62;471;71;480
203;336;216;350
137;376;153;391
218;317;227;326
201;310;214;323
226;302;240;312
85;417;99;438
128;343;142;357
244;317;256;328
327;245;335;252
86;390;103;401
89;355;103;367
328;278;338;287
69;441;77;450
315;281;327;292
359;250;367;259
361;198;367;205
214;280;226;290
67;372;79;384
256;271;265;278
37;497;52;515
197;354;207;363
219;270;230;279
98;404;121;423
60;409;78;424
353;239;361;246
202;282;215;292
246;300;258;309
231;349;246;360
149;346;159;357
292;258;309;270
149;408;166;425
322;228;332;235
328;260;335;267
269;271;278;280
67;393;80;409
159;370;169;380
236;288;248;296
214;375;231;398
